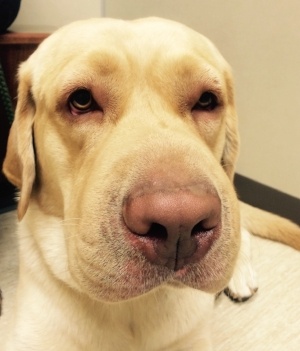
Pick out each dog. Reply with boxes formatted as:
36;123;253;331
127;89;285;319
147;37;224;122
2;17;300;350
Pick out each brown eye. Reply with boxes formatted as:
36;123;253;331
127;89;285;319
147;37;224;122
194;92;218;111
69;89;94;114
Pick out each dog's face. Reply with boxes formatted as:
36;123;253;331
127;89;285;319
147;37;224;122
3;18;240;302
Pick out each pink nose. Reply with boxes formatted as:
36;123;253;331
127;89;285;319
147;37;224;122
123;187;221;271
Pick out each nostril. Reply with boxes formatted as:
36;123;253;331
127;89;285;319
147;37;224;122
145;223;168;241
191;221;206;236
191;220;218;237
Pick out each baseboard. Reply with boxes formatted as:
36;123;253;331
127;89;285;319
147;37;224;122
234;174;300;225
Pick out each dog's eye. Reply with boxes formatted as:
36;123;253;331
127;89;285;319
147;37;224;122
69;89;94;114
193;92;218;111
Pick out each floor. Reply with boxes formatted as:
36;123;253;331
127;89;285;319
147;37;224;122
1;210;300;350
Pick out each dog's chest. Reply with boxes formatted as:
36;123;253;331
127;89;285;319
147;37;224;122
75;288;213;351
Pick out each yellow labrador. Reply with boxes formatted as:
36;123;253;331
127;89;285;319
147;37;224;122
3;17;300;351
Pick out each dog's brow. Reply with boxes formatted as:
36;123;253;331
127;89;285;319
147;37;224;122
59;71;104;98
157;52;224;86
203;75;223;93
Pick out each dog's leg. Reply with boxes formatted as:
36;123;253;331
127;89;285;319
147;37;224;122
224;227;258;302
240;201;300;250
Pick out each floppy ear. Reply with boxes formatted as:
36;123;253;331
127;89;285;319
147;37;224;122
221;72;240;182
221;112;240;181
2;62;36;220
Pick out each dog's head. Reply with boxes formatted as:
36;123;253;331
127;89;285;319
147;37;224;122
3;18;240;302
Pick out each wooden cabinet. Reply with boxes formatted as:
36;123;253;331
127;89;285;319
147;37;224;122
0;29;50;211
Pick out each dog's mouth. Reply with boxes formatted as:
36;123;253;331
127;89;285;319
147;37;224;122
87;252;223;302
68;189;237;303
70;221;228;303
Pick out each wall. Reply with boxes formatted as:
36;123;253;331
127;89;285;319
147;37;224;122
13;0;104;28
11;0;300;198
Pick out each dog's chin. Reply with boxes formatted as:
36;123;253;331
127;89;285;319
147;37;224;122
70;260;230;303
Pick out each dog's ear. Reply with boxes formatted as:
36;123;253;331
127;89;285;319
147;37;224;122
221;71;240;182
2;62;36;220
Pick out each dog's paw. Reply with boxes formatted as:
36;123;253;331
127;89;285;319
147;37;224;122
224;261;258;302
224;228;258;302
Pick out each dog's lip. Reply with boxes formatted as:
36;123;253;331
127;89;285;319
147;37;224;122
114;266;188;299
118;224;223;296
117;262;201;299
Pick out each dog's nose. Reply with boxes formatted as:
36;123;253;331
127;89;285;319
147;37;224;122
123;188;221;271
